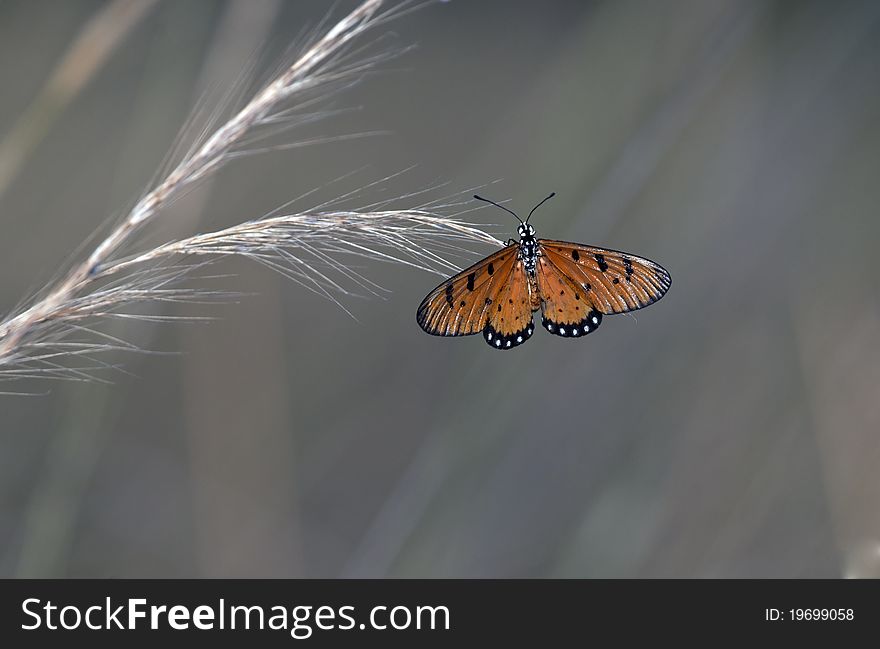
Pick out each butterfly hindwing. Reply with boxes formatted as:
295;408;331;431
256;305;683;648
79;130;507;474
482;259;535;350
416;245;519;337
535;249;604;338
536;240;671;338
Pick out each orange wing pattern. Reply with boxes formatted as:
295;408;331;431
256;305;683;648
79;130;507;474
536;240;671;338
481;259;535;349
417;235;670;349
417;245;518;335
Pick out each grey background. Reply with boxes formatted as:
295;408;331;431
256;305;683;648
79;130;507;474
1;0;879;577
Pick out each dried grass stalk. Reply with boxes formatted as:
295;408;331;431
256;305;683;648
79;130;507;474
0;0;500;384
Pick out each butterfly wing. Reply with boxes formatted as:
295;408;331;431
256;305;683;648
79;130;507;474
536;240;671;337
417;245;514;336
416;244;536;349
481;256;536;349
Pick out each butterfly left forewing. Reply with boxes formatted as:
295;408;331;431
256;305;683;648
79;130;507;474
416;245;518;337
536;240;671;338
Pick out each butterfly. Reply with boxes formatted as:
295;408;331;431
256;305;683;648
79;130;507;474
416;193;671;350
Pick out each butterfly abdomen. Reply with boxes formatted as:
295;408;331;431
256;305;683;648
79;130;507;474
518;234;539;275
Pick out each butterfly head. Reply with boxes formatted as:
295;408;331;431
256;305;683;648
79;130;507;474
473;192;555;241
517;223;536;239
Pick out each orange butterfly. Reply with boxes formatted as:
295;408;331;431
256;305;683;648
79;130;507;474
417;193;671;349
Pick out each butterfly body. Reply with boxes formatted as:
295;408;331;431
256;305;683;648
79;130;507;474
516;222;540;276
416;194;671;350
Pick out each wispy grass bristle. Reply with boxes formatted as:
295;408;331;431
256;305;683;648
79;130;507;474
0;0;498;384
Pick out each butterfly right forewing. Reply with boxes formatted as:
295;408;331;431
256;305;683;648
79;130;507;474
536;240;671;338
539;240;670;313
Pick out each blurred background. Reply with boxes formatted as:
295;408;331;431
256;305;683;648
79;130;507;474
1;0;879;578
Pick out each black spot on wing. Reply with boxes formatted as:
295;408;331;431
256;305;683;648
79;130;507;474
466;272;476;291
483;319;535;350
541;308;602;339
445;283;454;308
488;262;494;276
594;253;608;272
571;249;580;261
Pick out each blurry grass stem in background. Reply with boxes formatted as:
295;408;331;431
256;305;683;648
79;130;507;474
0;0;160;200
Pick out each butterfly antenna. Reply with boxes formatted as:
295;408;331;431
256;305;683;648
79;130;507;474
473;194;523;225
525;192;556;223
